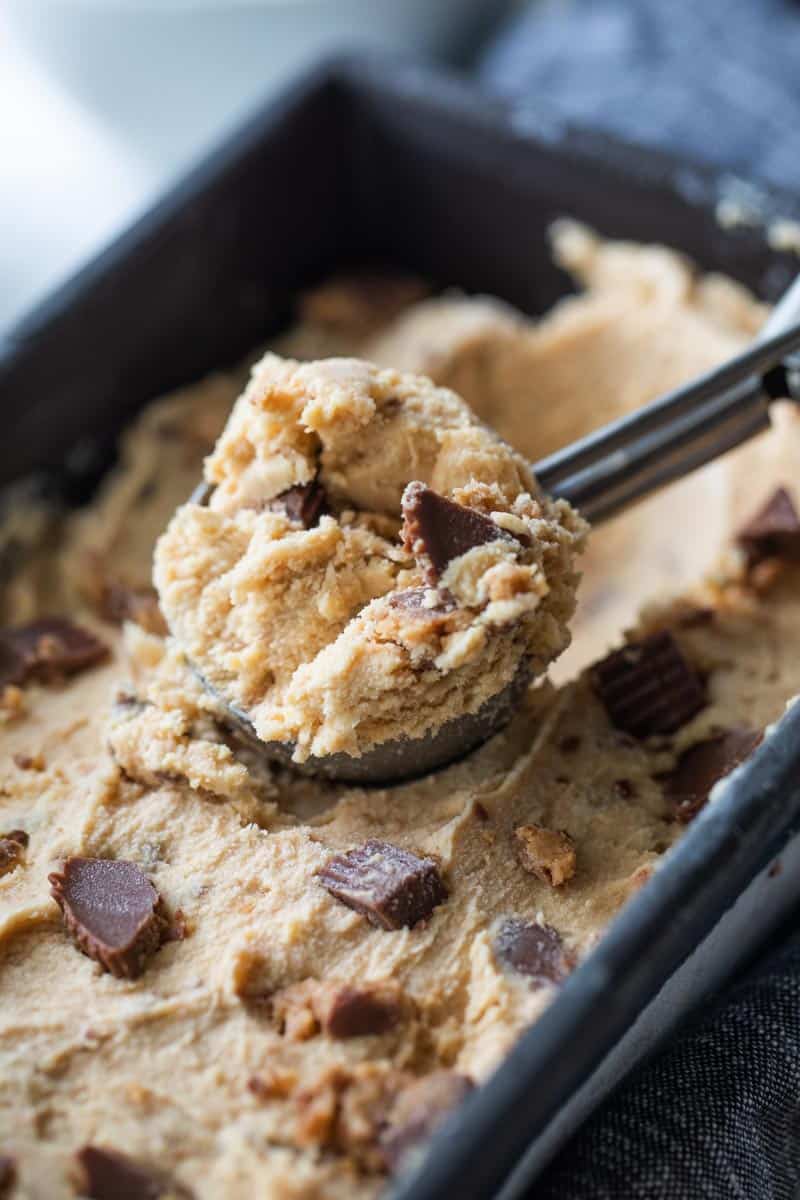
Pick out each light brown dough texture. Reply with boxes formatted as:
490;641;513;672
154;355;585;761
2;232;800;1199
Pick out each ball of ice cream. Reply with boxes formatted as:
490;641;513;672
154;354;586;766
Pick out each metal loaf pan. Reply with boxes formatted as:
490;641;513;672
3;53;800;1200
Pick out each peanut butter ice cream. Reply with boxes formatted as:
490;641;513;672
1;230;798;1200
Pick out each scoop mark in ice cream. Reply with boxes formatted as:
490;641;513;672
0;617;108;690
379;1070;474;1174
49;857;169;979
591;631;706;738
262;476;328;529
663;727;763;822
74;1144;189;1200
736;485;800;566
494;917;573;986
401;482;517;584
318;840;448;930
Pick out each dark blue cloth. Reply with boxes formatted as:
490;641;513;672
479;0;800;191
478;3;800;1194
535;927;800;1197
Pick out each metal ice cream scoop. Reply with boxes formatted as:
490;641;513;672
182;276;800;787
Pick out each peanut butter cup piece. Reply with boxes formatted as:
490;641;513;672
0;617;108;690
318;840;447;930
664;727;763;822
737;486;800;565
494;917;573;986
75;1145;190;1200
514;825;576;887
98;583;168;636
401;482;516;584
380;1071;474;1174
0;1155;16;1198
322;982;406;1039
0;830;28;877
264;477;328;528
49;857;169;979
591;631;705;738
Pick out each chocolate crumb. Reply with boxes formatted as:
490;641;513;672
401;481;516;584
663;727;762;822
768;860;783;878
49;857;169;979
0;1156;15;1198
264;477;328;529
12;752;44;771
318;840;447;930
380;1072;474;1174
558;735;581;754
514;825;576;887
74;1145;189;1200
494;917;573;986
737;486;800;566
591;631;706;738
0;617;108;690
0;830;28;877
474;802;490;822
388;587;456;619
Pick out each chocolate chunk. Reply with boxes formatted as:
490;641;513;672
663;727;763;822
0;830;28;877
388;587;456;618
494;917;573;986
737;486;800;565
0;1155;15;1197
380;1071;474;1174
318;840;447;930
591;631;706;738
514;825;576;887
265;477;328;529
49;857;169;979
401;481;516;583
322;983;405;1039
98;583;168;636
74;1145;189;1200
0;618;108;690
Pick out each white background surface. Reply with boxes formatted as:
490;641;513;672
0;1;510;335
0;12;156;332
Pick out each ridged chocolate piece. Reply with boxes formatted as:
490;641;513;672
49;857;168;979
0;617;108;690
75;1146;189;1200
591;631;706;738
380;1071;474;1174
494;917;573;986
318;840;447;930
736;486;800;565
264;477;328;529
401;481;515;583
664;727;763;822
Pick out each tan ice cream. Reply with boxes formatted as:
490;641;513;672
2;230;800;1200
